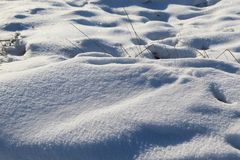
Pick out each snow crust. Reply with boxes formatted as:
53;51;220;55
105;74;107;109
0;0;240;159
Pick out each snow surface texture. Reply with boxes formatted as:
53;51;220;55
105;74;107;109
0;0;240;160
1;0;240;60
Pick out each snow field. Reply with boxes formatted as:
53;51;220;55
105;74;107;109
0;0;240;159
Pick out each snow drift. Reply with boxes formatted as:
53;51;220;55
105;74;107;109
0;0;240;159
0;56;240;160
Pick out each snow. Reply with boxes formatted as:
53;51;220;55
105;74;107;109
0;0;240;160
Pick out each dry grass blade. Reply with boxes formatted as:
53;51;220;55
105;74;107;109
225;49;240;63
123;8;142;54
203;50;210;58
70;23;110;54
122;13;139;56
123;8;152;57
215;49;239;64
119;44;131;57
194;49;206;58
66;38;86;53
135;44;154;57
215;49;228;59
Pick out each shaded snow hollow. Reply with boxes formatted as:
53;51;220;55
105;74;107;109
0;0;240;160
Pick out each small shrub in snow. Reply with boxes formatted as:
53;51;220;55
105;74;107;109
0;32;26;56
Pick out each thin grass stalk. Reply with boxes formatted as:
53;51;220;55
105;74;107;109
135;44;154;57
123;8;142;54
203;50;210;58
119;44;131;57
215;49;228;59
66;38;86;53
122;16;139;56
194;49;206;58
215;49;239;63
123;8;152;57
70;23;110;54
225;49;240;63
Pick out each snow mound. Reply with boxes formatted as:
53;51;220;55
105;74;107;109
0;57;240;160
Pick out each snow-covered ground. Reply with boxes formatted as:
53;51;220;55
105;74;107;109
0;0;240;159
